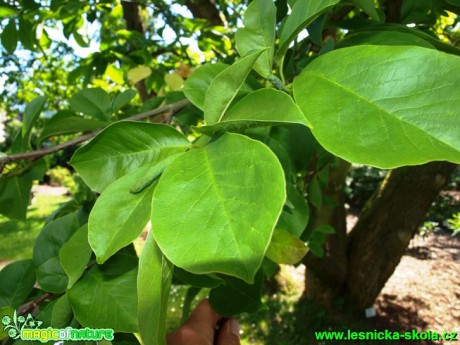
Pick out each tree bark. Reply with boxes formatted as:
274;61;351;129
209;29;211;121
121;1;152;101
345;161;456;309
184;0;223;26
303;159;350;307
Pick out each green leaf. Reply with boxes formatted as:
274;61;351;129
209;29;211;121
204;49;266;124
22;96;47;137
339;31;435;49
112;89;137;113
174;267;224;288
209;271;265;317
38;111;108;146
0;260;35;308
51;295;73;328
59;225;92;288
36;295;73;329
0;6;16;17
137;233;172;345
293;45;460;168
183;63;228;110
198;88;309;135
275;0;339;67
315;224;335;234
68;252;138;333
18;18;35;50
266;228;308;264
1;19;17;54
152;133;286;283
0;159;47;220
69;88;112;121
235;0;276;77
308;176;322;209
70;122;190;192
277;184;309;237
349;0;380;21
33;212;84;293
89;158;179;264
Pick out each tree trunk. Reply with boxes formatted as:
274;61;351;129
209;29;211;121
303;159;350;307
345;161;456;309
121;1;152;102
184;0;223;26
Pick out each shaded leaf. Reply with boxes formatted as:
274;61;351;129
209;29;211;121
33;212;84;293
209;271;265;317
0;261;35;308
59;225;92;288
68;252;138;332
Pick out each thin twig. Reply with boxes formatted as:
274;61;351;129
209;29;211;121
19;293;53;316
0;99;191;169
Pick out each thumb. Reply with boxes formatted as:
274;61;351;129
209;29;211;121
216;318;240;345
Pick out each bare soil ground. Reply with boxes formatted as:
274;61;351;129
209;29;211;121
373;231;460;343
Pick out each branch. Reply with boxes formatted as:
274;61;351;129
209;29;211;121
0;99;190;168
19;293;53;316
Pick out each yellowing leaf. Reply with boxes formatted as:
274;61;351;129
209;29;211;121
106;64;124;84
128;66;152;85
164;73;184;91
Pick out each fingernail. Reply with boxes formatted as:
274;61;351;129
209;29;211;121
230;318;240;336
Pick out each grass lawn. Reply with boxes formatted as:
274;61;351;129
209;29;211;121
0;193;70;262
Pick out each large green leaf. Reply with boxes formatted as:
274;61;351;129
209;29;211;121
265;228;308;264
293;45;460;168
198;88;309;135
183;63;228;109
89;158;180;264
70;122;190;192
59;225;92;288
68;252;138;332
69;88;112;121
39;111;108;145
0;159;47;220
235;0;276;77
152;133;286;283
204;49;266;124
209;271;265;317
137;233;173;345
275;0;339;67
0;260;35;308
33;212;84;293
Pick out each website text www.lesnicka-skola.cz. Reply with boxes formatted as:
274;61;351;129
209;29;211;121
314;329;458;342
